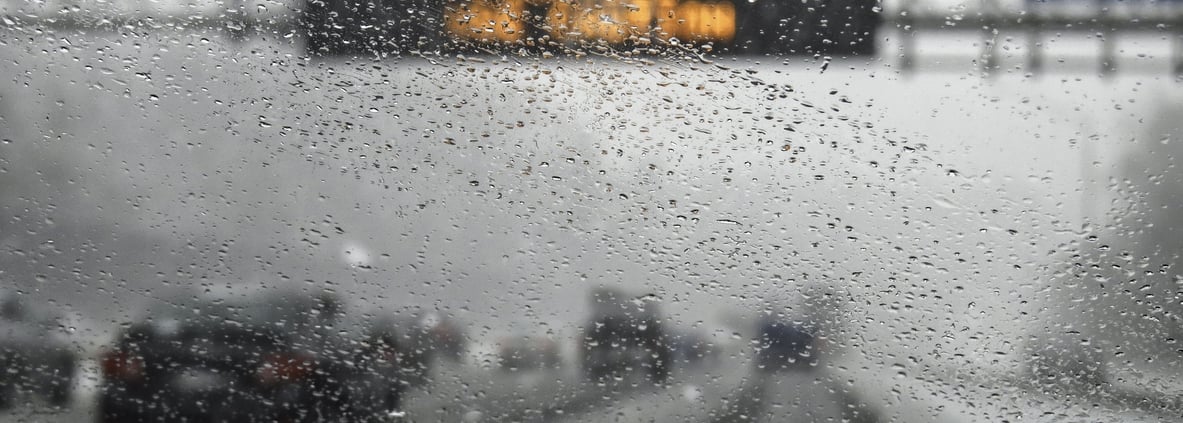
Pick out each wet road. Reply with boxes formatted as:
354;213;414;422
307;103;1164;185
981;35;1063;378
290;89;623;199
0;357;851;423
2;351;1179;422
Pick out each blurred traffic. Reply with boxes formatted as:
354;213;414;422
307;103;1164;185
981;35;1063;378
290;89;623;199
0;284;871;422
8;278;1175;422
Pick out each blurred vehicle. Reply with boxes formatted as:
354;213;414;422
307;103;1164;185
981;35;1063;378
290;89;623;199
580;287;670;383
497;336;561;371
416;311;467;363
0;292;76;408
731;0;880;55
301;0;880;56
667;330;718;367
97;288;374;422
350;317;407;420
303;0;440;57
754;317;818;372
365;310;466;388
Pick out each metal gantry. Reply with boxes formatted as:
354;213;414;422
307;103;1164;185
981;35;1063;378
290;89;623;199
892;0;1183;76
3;0;1183;75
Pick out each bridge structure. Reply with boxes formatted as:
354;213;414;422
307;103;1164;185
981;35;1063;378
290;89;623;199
891;0;1183;76
1;0;1180;75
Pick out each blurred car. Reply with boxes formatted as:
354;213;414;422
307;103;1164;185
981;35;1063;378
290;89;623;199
754;317;818;372
580;287;670;383
349;318;407;420
497;336;561;371
415;311;467;363
0;292;76;408
732;0;880;55
374;310;467;387
303;0;439;57
667;330;719;368
97;288;375;422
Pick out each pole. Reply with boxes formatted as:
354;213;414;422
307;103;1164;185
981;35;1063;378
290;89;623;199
899;0;915;73
1027;3;1043;75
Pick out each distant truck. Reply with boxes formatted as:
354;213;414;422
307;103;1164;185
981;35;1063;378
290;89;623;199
580;287;669;383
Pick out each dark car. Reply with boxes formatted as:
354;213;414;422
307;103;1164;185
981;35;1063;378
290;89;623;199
0;292;76;408
667;330;719;368
731;0;881;56
97;288;376;422
580;287;670;383
302;0;440;57
754;318;818;372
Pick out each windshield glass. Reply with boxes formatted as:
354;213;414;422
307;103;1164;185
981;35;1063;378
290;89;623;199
2;0;1182;421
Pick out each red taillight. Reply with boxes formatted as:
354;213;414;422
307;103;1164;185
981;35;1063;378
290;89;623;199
257;353;314;384
375;343;399;364
101;350;144;382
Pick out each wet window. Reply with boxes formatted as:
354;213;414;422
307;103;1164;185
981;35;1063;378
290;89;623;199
1;0;1182;421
